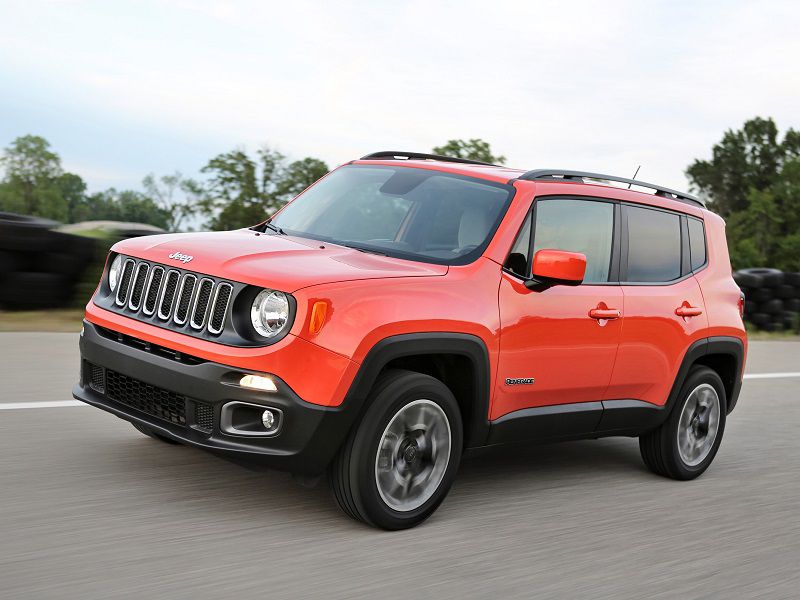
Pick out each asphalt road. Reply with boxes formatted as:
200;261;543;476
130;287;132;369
1;333;799;599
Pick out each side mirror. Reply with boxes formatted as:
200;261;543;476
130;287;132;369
525;249;586;290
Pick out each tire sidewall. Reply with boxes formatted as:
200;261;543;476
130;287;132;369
664;367;727;478
349;373;463;530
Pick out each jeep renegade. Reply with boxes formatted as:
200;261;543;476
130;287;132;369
74;151;747;529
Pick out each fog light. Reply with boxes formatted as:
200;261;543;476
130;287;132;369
262;409;276;430
239;374;277;392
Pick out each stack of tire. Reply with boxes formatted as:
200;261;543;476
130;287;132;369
0;212;97;309
734;268;800;333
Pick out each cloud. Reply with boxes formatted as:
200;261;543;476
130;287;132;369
1;0;798;192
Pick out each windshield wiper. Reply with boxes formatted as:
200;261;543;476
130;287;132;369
341;243;387;256
262;221;285;235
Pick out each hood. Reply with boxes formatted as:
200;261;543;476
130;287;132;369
112;230;447;292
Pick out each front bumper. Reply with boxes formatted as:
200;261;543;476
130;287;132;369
73;321;357;474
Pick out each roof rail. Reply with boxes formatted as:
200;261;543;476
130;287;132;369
360;151;495;167
520;169;705;208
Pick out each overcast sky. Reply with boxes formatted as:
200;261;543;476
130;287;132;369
1;0;799;195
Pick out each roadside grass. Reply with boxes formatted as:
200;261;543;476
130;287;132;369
744;324;800;341
0;310;84;332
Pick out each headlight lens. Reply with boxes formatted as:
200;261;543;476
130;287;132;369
108;255;123;292
250;289;290;338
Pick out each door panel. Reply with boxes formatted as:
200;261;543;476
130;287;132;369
494;272;623;420
606;276;708;406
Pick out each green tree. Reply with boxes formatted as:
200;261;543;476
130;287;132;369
142;172;203;231
432;139;506;164
0;134;75;221
687;118;800;270
77;189;170;229
686;117;799;217
199;147;328;230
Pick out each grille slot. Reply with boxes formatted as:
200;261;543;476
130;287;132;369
173;274;197;325
190;278;215;330
193;402;214;432
115;259;135;306
143;266;165;315
208;283;232;334
157;270;181;320
104;367;187;426
128;262;149;311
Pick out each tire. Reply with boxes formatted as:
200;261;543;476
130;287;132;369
0;272;69;309
748;312;770;326
132;422;180;444
329;369;463;530
786;298;800;312
748;288;773;304
775;284;795;299
784;272;800;287
736;268;783;287
640;366;726;480
733;270;762;288
762;298;784;315
780;311;797;330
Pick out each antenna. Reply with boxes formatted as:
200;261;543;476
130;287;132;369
628;165;642;189
628;165;641;189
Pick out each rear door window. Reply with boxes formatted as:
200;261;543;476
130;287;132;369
625;205;682;282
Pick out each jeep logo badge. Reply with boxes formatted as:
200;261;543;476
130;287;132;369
168;252;194;264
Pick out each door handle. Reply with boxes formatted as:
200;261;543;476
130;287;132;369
675;304;703;317
589;307;621;320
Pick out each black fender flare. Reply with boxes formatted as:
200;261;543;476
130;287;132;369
666;335;745;415
343;333;492;447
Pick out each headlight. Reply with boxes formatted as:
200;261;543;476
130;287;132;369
250;289;291;338
108;255;123;292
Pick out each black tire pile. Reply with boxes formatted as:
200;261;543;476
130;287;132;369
0;212;97;309
734;268;800;332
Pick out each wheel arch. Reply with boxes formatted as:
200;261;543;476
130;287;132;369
668;336;745;415
343;333;492;448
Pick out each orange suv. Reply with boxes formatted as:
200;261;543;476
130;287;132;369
74;152;747;529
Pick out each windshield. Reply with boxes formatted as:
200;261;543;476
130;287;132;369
270;165;514;265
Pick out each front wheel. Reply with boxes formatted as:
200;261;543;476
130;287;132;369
640;366;727;480
329;370;463;530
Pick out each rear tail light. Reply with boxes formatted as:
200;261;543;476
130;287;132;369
738;292;746;319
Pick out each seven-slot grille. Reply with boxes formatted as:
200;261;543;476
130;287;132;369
114;258;234;336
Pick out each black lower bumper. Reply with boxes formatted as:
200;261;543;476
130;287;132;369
73;321;357;474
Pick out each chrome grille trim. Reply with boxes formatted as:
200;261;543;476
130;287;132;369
157;270;181;320
114;259;136;306
103;256;244;342
207;283;233;335
142;266;165;316
190;278;215;330
127;262;150;311
173;274;197;325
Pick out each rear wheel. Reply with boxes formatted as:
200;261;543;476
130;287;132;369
329;370;463;530
640;366;726;480
131;422;180;444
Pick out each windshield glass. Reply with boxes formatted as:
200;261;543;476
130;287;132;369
270;165;514;265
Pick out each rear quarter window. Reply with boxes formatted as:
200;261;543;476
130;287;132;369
687;217;707;271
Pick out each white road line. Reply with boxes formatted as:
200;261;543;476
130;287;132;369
0;401;87;410
743;372;800;380
0;373;798;410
